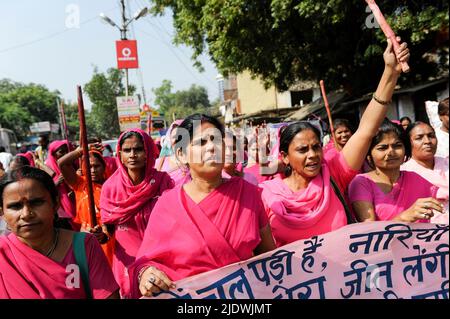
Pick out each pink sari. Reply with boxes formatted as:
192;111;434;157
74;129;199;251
45;140;76;219
100;129;173;296
128;177;268;298
104;156;118;178
0;233;118;299
348;171;438;222
244;163;274;184
401;157;449;224
323;142;340;163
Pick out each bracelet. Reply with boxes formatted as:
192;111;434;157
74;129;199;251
372;93;392;105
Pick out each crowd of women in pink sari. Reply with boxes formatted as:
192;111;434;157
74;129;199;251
0;39;448;299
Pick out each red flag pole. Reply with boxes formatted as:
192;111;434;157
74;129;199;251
77;85;97;227
365;0;410;73
319;80;337;147
255;126;259;164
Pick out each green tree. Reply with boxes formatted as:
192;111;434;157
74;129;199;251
0;79;21;94
174;84;210;110
84;68;135;139
0;79;60;123
0;99;33;139
147;0;449;94
152;79;176;114
59;102;82;141
152;80;211;122
0;79;61;139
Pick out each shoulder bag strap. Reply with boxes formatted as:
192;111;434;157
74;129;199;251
329;176;356;225
72;232;92;299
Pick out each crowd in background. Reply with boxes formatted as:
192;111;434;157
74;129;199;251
0;40;448;299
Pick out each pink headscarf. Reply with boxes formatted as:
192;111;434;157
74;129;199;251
45;140;70;181
100;129;168;224
45;140;75;219
260;163;334;229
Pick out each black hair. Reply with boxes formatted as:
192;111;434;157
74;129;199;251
405;121;435;138
119;131;143;148
10;155;31;169
367;119;411;168
89;151;106;167
279;122;322;154
88;137;102;144
333;118;353;132
174;114;225;154
400;116;412;123
438;97;449;116
0;166;58;208
279;122;322;177
0;146;5;153
52;143;69;155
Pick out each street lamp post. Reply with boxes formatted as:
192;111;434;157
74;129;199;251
100;0;148;96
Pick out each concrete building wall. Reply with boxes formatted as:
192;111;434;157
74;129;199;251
237;71;277;114
276;91;292;109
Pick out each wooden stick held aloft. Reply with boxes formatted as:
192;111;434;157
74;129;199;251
365;0;410;73
77;85;97;227
319;80;336;147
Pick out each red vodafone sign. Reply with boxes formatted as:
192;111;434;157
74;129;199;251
116;40;139;69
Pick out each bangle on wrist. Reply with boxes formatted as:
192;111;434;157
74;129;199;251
372;93;392;106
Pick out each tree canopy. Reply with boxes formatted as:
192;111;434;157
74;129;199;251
152;79;211;122
84;68;135;139
148;0;449;94
0;79;60;139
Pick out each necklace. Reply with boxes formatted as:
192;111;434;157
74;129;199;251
45;228;60;257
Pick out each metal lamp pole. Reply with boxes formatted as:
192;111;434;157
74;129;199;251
100;1;148;97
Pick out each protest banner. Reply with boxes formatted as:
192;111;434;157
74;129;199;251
147;221;448;299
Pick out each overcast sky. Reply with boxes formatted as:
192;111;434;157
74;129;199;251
0;0;219;110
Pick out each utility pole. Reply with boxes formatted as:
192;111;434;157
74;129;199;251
100;2;148;97
119;0;129;97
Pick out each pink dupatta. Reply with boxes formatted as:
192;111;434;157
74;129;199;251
45;140;75;219
260;162;348;246
128;177;266;298
260;164;334;229
100;129;172;225
0;234;84;299
99;129;173;296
